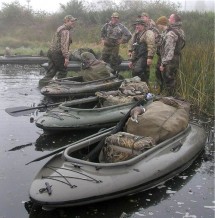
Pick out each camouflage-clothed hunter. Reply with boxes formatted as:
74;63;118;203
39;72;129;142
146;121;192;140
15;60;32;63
128;24;156;83
79;52;112;81
140;12;160;47
101;20;131;73
159;22;185;95
39;16;76;87
147;20;160;47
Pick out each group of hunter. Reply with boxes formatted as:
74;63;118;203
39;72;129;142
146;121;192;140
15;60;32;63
39;12;185;97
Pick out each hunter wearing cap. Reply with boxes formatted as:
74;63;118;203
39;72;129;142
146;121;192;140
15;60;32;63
158;14;185;96
140;12;160;47
101;12;132;75
154;16;169;93
140;12;156;29
39;15;77;87
128;19;156;83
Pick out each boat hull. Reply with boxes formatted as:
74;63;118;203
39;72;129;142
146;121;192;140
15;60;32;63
29;123;206;209
40;76;122;98
0;55;48;65
35;98;136;132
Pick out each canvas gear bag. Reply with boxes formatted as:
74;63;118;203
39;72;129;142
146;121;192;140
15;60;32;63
125;100;189;143
158;96;191;114
100;132;155;163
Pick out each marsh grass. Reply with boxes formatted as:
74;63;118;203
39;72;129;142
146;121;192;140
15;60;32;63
178;42;214;116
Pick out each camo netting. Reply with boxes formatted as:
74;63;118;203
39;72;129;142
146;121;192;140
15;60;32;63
100;132;155;163
96;77;149;106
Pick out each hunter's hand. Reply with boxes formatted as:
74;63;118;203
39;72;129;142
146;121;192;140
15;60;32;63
128;62;133;68
160;65;164;72
147;58;152;66
64;58;69;67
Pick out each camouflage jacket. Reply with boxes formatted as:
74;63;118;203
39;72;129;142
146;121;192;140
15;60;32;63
160;22;185;65
49;24;73;60
101;21;132;45
146;19;160;46
128;29;156;59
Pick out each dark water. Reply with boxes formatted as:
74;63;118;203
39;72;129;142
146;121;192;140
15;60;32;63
0;65;214;218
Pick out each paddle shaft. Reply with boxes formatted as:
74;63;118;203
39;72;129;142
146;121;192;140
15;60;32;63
25;126;114;165
9;103;60;114
5;96;98;116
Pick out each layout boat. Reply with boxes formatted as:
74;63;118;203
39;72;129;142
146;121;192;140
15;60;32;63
0;55;48;65
35;96;139;133
29;99;206;210
40;76;123;98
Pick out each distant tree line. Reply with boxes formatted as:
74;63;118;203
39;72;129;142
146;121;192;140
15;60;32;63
0;0;214;49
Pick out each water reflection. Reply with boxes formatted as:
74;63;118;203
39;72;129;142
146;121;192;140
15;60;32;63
34;129;98;151
7;129;98;152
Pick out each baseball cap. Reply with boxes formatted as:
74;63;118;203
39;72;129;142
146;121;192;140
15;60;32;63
64;15;77;22
111;12;119;18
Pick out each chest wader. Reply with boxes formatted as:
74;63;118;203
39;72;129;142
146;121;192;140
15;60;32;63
131;33;148;82
163;28;185;96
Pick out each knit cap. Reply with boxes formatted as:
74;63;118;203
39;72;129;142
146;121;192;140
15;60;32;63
156;16;168;25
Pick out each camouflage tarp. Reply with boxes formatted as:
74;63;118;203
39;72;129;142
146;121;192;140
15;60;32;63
95;76;148;106
100;132;155;163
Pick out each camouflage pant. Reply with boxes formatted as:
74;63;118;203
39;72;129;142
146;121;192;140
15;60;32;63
39;50;67;87
131;56;148;83
101;45;121;73
161;55;180;96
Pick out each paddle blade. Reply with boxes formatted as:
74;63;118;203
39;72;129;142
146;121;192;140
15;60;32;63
5;106;37;117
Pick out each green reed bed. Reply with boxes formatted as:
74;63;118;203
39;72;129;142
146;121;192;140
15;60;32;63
178;42;214;116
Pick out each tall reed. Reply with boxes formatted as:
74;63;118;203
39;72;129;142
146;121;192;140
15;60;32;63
178;42;214;116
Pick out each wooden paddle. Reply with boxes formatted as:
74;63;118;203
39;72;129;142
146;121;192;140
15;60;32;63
5;96;98;117
25;126;114;165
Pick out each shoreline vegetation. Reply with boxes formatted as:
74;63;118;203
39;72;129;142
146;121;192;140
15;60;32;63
0;0;214;117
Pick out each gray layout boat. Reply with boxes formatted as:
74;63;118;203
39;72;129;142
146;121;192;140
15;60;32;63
35;96;139;133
